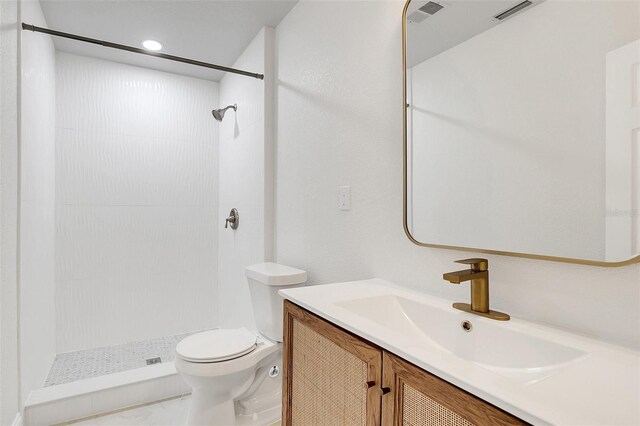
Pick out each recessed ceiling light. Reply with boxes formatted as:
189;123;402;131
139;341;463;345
142;40;162;51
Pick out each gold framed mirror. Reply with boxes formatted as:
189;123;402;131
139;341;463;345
402;0;640;267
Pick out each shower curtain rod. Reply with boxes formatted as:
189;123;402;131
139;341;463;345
21;23;264;80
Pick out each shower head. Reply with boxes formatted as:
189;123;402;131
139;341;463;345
212;104;237;122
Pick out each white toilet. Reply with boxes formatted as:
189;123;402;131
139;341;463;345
175;263;307;426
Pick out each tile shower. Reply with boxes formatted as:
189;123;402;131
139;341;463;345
18;4;274;419
36;52;220;393
54;53;219;354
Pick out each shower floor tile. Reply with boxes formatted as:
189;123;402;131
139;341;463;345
45;330;207;387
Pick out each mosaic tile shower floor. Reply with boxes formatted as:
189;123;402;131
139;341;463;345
45;331;208;386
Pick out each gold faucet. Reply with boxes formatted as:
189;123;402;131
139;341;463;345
443;258;510;321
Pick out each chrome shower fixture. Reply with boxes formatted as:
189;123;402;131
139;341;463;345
212;104;237;122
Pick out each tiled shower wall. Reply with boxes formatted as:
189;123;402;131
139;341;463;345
20;0;56;404
1;1;21;422
55;53;219;353
217;28;275;332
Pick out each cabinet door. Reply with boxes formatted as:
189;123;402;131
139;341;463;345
381;352;527;426
282;301;383;426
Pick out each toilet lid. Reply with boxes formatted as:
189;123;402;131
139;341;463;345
176;328;257;363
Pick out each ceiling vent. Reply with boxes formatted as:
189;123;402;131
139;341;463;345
407;1;445;24
419;2;444;15
494;0;532;21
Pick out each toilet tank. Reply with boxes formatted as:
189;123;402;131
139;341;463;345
245;263;307;342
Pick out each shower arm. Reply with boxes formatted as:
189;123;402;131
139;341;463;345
21;23;264;80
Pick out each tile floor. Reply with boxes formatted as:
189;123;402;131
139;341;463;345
63;396;281;426
65;395;190;425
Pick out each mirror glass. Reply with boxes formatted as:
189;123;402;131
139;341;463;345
405;0;640;264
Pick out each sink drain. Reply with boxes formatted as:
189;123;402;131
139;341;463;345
461;320;473;332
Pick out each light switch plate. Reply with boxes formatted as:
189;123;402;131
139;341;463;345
339;186;351;211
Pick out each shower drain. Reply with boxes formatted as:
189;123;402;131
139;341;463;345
146;357;162;365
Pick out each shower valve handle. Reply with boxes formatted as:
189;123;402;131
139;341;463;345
225;208;239;230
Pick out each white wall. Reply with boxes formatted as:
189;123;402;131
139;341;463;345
605;38;640;261
0;0;21;422
20;0;56;405
409;0;639;261
274;0;640;350
218;28;275;332
55;53;219;352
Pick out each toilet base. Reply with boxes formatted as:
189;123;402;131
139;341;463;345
187;392;236;426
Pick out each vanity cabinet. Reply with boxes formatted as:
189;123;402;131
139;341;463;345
282;300;383;425
282;301;526;426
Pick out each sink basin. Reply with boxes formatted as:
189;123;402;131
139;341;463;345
335;295;588;380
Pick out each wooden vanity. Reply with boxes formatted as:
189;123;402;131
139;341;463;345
282;301;527;426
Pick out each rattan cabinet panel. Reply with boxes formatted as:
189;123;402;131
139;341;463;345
283;301;383;426
401;383;474;426
382;352;527;426
290;319;367;424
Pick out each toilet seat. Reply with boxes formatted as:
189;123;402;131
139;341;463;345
176;328;257;363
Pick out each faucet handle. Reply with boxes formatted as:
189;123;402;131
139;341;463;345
454;258;488;272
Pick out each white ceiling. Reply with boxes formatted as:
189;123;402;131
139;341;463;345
406;0;543;67
39;0;298;81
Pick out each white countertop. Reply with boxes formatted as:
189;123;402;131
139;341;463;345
280;279;640;426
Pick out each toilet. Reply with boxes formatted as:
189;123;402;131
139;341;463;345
175;262;307;426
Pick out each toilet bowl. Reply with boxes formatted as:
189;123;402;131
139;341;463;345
175;329;280;425
175;263;307;426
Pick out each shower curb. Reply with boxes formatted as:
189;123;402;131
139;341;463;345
23;362;189;425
